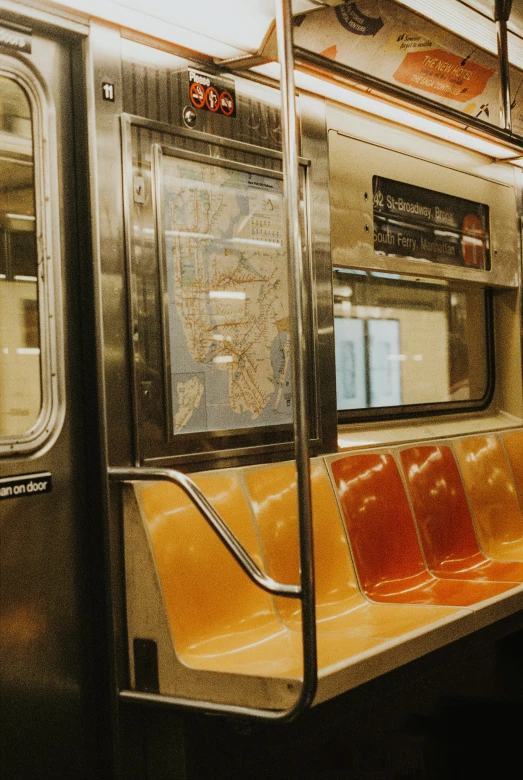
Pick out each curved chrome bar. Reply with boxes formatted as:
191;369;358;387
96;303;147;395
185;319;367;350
110;460;313;722
118;690;309;721
109;466;301;599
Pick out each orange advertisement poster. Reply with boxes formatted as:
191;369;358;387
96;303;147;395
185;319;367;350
393;49;495;102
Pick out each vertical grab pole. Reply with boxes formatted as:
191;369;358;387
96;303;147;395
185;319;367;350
495;0;513;132
275;0;318;708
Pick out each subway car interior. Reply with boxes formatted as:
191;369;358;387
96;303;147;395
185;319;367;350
1;1;523;778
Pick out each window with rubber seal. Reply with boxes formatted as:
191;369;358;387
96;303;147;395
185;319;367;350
0;68;60;454
333;268;489;416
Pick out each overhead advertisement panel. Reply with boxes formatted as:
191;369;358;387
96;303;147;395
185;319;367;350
293;0;523;136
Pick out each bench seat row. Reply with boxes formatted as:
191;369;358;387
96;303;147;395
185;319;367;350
122;429;523;710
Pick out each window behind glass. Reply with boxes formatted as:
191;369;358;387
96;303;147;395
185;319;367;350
0;75;41;438
333;269;489;416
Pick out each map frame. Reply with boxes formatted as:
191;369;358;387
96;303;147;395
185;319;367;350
153;142;301;444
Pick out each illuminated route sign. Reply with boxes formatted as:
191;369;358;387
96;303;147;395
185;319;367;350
372;176;490;270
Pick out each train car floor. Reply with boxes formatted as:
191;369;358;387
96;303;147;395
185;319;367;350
179;621;523;780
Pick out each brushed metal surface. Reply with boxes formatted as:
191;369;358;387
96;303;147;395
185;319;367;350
0;16;111;780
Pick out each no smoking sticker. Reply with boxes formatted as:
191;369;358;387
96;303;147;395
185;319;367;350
205;86;220;112
219;91;234;116
189;82;206;109
188;68;236;117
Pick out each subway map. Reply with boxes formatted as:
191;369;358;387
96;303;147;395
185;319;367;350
162;155;292;434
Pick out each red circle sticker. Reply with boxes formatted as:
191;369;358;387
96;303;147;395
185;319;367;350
219;90;235;116
189;82;205;109
461;213;485;268
205;86;220;112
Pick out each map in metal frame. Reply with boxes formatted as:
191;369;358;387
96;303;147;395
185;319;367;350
159;153;292;436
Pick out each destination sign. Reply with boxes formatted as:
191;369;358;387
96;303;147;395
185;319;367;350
372;176;490;270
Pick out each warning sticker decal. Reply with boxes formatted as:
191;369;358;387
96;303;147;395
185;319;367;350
188;69;236;118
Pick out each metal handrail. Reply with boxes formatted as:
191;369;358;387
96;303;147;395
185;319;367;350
109;466;300;598
274;0;317;717
109;463;311;721
111;0;317;723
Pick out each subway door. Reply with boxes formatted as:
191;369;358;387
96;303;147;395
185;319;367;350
0;18;111;780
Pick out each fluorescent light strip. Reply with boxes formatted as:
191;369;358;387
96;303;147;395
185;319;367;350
121;38;192;67
113;0;273;52
255;63;518;160
54;1;243;58
297;71;519;158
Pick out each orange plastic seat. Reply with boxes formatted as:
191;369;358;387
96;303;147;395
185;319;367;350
245;459;463;639
330;452;517;606
139;473;385;681
142;473;291;675
400;445;523;582
502;430;523;504
455;436;523;562
123;458;521;709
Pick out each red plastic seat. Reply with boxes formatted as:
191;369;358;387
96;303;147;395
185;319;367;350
400;445;523;581
330;452;517;606
245;459;463;639
455;435;523;562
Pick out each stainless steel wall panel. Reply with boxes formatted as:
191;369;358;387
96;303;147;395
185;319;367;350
89;23;134;467
299;93;338;453
116;42;339;466
0;14;112;780
121;55;283;151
